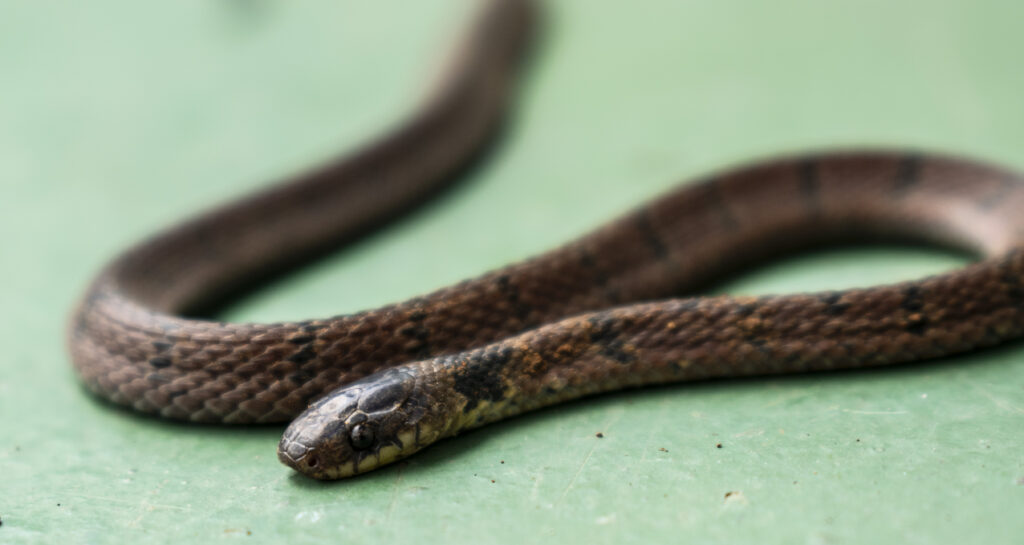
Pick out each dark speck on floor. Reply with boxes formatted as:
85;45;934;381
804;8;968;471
659;447;668;452
596;432;604;438
716;443;723;448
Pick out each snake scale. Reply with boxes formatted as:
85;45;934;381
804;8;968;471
68;0;1024;479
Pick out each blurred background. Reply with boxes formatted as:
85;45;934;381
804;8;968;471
2;0;1022;543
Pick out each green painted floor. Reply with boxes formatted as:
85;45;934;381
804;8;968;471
3;0;1023;543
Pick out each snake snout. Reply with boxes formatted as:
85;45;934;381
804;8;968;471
278;394;362;479
277;435;313;470
278;418;339;477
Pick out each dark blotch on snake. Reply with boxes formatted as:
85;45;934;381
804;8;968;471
892;154;922;195
452;348;513;413
633;212;669;259
287;335;315;345
820;292;851;316
288;368;315;385
287;346;316;365
798;159;819;209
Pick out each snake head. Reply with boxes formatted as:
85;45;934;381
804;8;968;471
277;367;440;479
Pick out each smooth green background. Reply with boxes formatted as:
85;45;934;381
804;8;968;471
3;1;1023;543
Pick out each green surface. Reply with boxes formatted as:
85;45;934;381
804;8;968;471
3;0;1023;543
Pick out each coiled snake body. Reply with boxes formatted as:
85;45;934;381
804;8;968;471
68;0;1024;479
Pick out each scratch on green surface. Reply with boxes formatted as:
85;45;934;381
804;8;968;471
965;380;1024;415
529;469;545;502
62;493;191;513
384;463;407;525
840;409;909;416
759;387;811;408
558;441;597;505
637;397;670;463
558;411;623;505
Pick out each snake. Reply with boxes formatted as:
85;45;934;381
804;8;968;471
67;0;1024;480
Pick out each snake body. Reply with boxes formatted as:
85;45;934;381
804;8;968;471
68;0;1024;479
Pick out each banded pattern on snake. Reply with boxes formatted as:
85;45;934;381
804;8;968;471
67;0;1024;479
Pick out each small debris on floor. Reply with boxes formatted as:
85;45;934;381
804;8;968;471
595;432;604;438
723;491;747;505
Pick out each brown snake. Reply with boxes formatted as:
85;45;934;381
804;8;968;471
68;0;1024;479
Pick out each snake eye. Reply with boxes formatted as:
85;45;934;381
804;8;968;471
349;424;374;450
